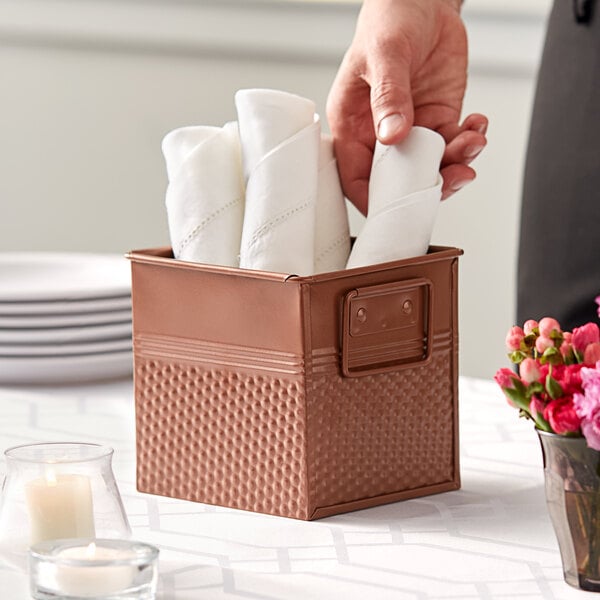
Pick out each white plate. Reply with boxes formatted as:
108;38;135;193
0;295;131;316
0;322;132;344
0;309;131;329
0;252;131;301
0;351;133;384
0;338;131;357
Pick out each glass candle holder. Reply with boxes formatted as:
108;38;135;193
0;443;131;571
29;538;158;600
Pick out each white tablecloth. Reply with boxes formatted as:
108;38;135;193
0;377;591;599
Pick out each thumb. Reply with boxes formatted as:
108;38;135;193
370;71;414;145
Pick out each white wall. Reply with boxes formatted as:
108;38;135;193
0;0;552;378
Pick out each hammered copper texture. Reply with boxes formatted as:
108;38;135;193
307;351;455;512
135;359;309;519
129;246;461;520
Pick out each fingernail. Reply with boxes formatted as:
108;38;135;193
377;113;405;141
475;122;488;135
450;179;472;192
464;144;484;159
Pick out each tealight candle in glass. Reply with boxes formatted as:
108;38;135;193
29;538;158;600
0;442;131;571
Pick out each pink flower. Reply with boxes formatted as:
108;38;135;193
543;363;585;395
494;367;518;389
581;361;600;398
519;358;541;383
535;335;554;354
494;367;520;407
584;343;600;366
560;332;574;360
574;362;600;448
530;396;546;421
543;396;581;434
596;295;600;318
581;412;600;450
572;322;600;353
539;317;561;338
505;326;525;351
523;319;539;335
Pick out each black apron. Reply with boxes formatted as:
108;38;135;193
517;0;600;329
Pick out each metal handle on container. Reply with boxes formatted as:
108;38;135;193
341;277;433;377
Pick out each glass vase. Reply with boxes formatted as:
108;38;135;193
538;430;600;591
0;442;131;572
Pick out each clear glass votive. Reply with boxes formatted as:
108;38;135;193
29;538;158;600
0;442;131;571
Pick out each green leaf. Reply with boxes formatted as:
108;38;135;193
527;382;544;398
534;413;552;432
509;350;527;364
512;377;527;396
540;346;561;365
505;387;530;413
545;374;563;400
549;329;563;343
521;333;537;350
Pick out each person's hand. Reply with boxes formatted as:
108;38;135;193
327;0;488;214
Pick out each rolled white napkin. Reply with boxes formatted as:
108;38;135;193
346;126;445;269
314;135;351;274
236;89;320;275
162;122;244;267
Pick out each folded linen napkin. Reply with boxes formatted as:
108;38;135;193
314;135;351;274
162;122;244;267
236;89;321;275
346;126;445;269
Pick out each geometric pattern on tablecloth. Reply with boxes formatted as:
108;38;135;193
0;379;587;600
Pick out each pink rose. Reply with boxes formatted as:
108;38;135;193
523;319;539;335
584;343;600;366
539;317;561;338
505;326;525;351
572;322;600;353
543;396;581;434
535;335;554;354
519;358;541;383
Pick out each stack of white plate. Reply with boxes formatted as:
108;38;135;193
0;252;133;385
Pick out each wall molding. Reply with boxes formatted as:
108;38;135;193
0;0;549;75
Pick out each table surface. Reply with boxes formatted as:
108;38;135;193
0;376;593;600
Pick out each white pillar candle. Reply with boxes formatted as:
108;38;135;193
53;542;136;597
25;469;95;544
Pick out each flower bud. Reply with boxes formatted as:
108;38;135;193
523;319;539;335
572;322;600;353
584;342;600;366
505;326;525;351
536;335;554;354
519;357;541;383
494;367;518;389
538;317;561;338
